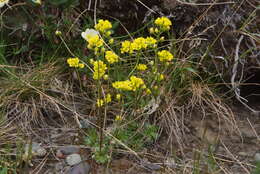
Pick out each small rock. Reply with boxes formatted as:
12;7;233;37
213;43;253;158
67;162;91;174
24;142;47;158
54;162;65;172
56;146;81;158
254;153;260;162
66;154;82;166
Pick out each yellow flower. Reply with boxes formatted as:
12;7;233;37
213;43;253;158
101;47;106;53
155;28;159;33
157;73;164;81
87;35;103;49
149;27;154;34
32;0;41;4
115;115;123;121
105;93;112;103
103;74;109;80
97;99;104;107
67;57;79;67
145;37;157;47
136;64;147;71
159;36;165;41
55;30;62;36
105;31;112;37
67;57;85;69
0;0;9;8
89;58;94;64
81;29;99;41
157;50;173;62
109;38;114;44
121;37;154;53
149;61;154;66
92;60;107;80
105;51;119;64
154;17;172;31
112;80;132;91
116;94;121;100
145;88;151;95
120;40;132;54
95;19;112;33
78;63;85;69
160;74;164;80
112;76;145;91
131;37;147;51
129;76;145;91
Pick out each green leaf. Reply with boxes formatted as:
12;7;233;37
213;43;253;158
47;0;68;5
0;167;8;174
184;67;197;73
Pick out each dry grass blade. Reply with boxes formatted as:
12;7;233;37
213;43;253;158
189;83;237;132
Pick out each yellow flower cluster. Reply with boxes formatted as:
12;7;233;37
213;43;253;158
96;93;112;107
95;19;112;33
96;99;104;107
120;37;157;54
87;35;103;50
156;73;164;81
92;60;107;80
67;57;85;68
55;30;62;36
112;76;145;91
116;94;121;100
105;51;119;64
145;37;157;46
136;64;147;71
131;37;148;51
112;80;132;91
130;76;146;91
115;115;123;121
105;94;112;103
145;88;151;95
154;17;172;31
157;50;173;62
120;40;132;54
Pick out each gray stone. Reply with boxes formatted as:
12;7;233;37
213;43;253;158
54;162;64;171
56;146;81;158
66;154;82;166
24;142;47;158
67;162;91;174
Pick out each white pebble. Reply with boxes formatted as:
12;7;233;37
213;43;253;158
66;154;82;166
